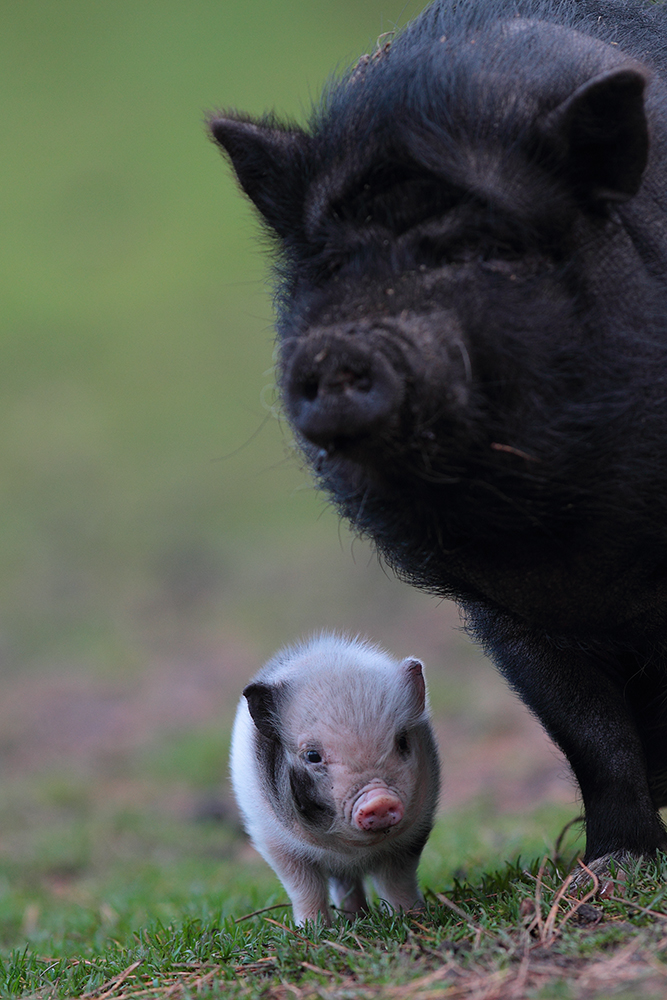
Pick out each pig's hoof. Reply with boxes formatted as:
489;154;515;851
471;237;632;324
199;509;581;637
568;852;632;897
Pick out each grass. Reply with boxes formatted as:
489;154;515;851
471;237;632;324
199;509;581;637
0;732;664;1000
2;825;667;999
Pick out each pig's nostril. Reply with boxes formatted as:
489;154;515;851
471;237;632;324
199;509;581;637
302;378;320;402
300;369;370;402
285;339;404;450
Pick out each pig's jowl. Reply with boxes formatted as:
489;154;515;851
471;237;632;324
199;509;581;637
209;0;667;880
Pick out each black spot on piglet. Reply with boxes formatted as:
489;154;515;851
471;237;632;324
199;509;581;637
289;765;335;828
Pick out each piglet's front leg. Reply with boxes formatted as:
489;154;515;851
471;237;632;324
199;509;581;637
267;842;331;925
371;853;424;914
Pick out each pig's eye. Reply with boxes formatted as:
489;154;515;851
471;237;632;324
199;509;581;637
416;235;475;267
396;731;410;756
304;749;322;764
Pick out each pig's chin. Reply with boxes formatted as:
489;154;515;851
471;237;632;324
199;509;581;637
305;434;403;494
335;824;405;849
311;438;375;481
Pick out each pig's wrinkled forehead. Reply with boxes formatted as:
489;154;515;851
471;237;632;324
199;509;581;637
257;635;428;733
271;633;390;673
281;661;422;735
315;12;638;156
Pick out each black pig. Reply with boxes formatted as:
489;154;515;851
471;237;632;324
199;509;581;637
208;0;667;882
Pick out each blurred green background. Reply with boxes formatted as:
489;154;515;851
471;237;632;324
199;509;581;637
0;0;577;950
1;0;438;671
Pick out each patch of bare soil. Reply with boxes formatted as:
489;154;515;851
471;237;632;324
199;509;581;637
0;598;573;817
0;640;253;775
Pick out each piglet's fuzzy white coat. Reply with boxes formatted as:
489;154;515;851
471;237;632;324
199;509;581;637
230;633;440;925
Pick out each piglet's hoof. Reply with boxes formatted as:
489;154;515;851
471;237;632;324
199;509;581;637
569;852;632;898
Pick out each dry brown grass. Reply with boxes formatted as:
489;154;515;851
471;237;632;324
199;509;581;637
72;863;667;1000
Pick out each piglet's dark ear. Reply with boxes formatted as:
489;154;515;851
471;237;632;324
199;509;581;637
243;681;283;740
543;66;649;203
208;115;313;238
400;658;426;714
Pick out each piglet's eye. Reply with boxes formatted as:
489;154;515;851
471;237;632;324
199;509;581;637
396;731;410;755
305;750;322;763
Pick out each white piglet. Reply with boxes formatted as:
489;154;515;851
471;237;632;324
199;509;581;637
230;633;440;925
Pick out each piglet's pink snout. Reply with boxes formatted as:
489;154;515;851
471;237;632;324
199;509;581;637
352;787;404;831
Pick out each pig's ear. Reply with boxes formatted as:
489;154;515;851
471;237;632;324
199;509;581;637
543;66;649;203
207;114;312;238
400;658;426;713
243;681;284;740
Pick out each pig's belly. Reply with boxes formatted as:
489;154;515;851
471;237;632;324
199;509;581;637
442;537;667;638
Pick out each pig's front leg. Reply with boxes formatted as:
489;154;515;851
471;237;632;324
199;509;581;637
466;606;667;868
265;839;332;925
289;874;332;926
371;853;424;914
329;876;368;917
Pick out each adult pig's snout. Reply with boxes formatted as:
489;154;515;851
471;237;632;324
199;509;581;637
284;335;404;451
